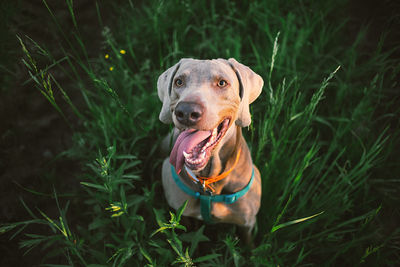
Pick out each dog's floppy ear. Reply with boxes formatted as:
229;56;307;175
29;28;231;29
157;60;181;124
228;58;263;127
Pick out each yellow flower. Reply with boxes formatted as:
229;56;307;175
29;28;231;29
106;204;122;212
119;49;126;55
106;203;125;218
111;205;121;212
109;66;114;71
111;211;125;218
105;54;109;59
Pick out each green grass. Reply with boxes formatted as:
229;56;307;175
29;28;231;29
2;0;399;265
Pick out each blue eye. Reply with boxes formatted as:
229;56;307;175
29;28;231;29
175;78;183;87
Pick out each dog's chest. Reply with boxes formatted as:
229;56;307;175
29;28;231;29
161;159;250;224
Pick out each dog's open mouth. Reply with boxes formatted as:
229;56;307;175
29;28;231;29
170;118;231;173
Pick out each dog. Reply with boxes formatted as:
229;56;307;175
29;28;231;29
158;58;263;243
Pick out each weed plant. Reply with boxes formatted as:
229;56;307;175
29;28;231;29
2;0;399;266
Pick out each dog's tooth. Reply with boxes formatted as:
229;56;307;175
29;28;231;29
183;151;191;160
213;127;218;136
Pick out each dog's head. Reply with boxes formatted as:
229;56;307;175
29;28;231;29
158;58;263;173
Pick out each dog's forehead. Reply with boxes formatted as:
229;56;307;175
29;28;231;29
177;59;236;81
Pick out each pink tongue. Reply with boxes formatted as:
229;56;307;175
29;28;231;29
170;129;211;174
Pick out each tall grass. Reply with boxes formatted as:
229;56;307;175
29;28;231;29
2;0;399;265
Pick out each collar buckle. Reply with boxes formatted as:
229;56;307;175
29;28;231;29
198;181;213;195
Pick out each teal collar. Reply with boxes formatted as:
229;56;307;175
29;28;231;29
170;164;255;223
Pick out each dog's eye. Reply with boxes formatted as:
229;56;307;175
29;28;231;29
175;78;184;87
217;80;228;87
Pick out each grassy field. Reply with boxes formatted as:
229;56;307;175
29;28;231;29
1;0;400;266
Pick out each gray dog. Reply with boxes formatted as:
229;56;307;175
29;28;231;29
158;58;263;243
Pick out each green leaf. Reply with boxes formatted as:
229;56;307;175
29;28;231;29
167;238;182;256
153;208;165;227
175;224;187;231
271;211;325;233
194;253;222;263
139;245;154;265
80;182;108;192
151;226;170;237
115;154;138;160
180;225;209;256
176;200;188;222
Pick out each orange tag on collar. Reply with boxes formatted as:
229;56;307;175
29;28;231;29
186;149;241;192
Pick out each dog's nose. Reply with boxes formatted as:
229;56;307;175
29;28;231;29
175;102;204;126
